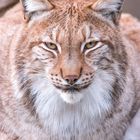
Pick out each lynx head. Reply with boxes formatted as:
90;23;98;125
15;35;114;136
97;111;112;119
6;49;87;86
13;0;127;121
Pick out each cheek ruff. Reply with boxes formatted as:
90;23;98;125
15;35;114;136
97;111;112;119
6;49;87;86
27;69;114;137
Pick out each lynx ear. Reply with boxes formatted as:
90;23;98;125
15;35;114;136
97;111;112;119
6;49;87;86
20;0;53;21
92;0;124;24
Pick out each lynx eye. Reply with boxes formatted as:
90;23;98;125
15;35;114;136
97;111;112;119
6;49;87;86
45;42;58;50
84;41;98;50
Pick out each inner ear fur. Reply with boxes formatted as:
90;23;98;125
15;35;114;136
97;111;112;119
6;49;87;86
91;0;124;25
20;0;54;21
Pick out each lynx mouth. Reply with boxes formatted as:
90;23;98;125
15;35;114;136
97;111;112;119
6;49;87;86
55;84;90;104
54;83;91;93
54;82;91;104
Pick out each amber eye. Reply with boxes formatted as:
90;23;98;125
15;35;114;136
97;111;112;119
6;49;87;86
84;41;98;50
45;42;58;50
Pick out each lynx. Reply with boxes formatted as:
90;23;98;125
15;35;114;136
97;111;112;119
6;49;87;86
0;0;140;140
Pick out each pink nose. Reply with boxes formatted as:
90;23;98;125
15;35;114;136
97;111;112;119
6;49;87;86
64;75;79;85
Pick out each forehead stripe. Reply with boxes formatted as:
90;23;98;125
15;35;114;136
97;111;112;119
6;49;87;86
85;25;91;40
52;26;59;42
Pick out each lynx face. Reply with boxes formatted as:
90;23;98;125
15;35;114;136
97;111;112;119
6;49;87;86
31;25;114;105
13;0;127;121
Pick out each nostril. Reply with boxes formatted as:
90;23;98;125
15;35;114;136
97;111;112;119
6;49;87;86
65;78;78;83
64;75;79;85
73;78;78;83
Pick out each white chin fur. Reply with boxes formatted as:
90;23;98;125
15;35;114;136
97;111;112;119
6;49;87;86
28;70;114;136
59;92;84;104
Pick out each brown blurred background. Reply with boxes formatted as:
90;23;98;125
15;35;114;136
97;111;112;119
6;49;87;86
0;0;140;19
123;0;140;19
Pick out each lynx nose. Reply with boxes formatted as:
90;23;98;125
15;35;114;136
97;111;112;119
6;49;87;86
64;75;79;85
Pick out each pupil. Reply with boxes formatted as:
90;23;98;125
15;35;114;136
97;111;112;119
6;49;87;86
89;42;93;45
50;43;56;50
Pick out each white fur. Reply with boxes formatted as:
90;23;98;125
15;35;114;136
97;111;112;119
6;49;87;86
59;92;83;104
124;109;140;140
94;0;123;12
24;0;52;13
29;69;114;136
85;25;91;40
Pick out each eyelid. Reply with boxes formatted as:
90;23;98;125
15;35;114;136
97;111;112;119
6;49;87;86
81;39;100;53
44;42;58;50
84;42;103;55
84;41;98;50
42;37;62;53
40;43;58;57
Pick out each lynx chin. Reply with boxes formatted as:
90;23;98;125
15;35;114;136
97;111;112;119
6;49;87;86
0;0;140;140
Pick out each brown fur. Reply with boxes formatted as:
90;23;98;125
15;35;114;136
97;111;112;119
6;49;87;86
0;1;140;140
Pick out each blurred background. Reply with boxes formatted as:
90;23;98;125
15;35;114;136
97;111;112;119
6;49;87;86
0;0;140;19
123;0;140;19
